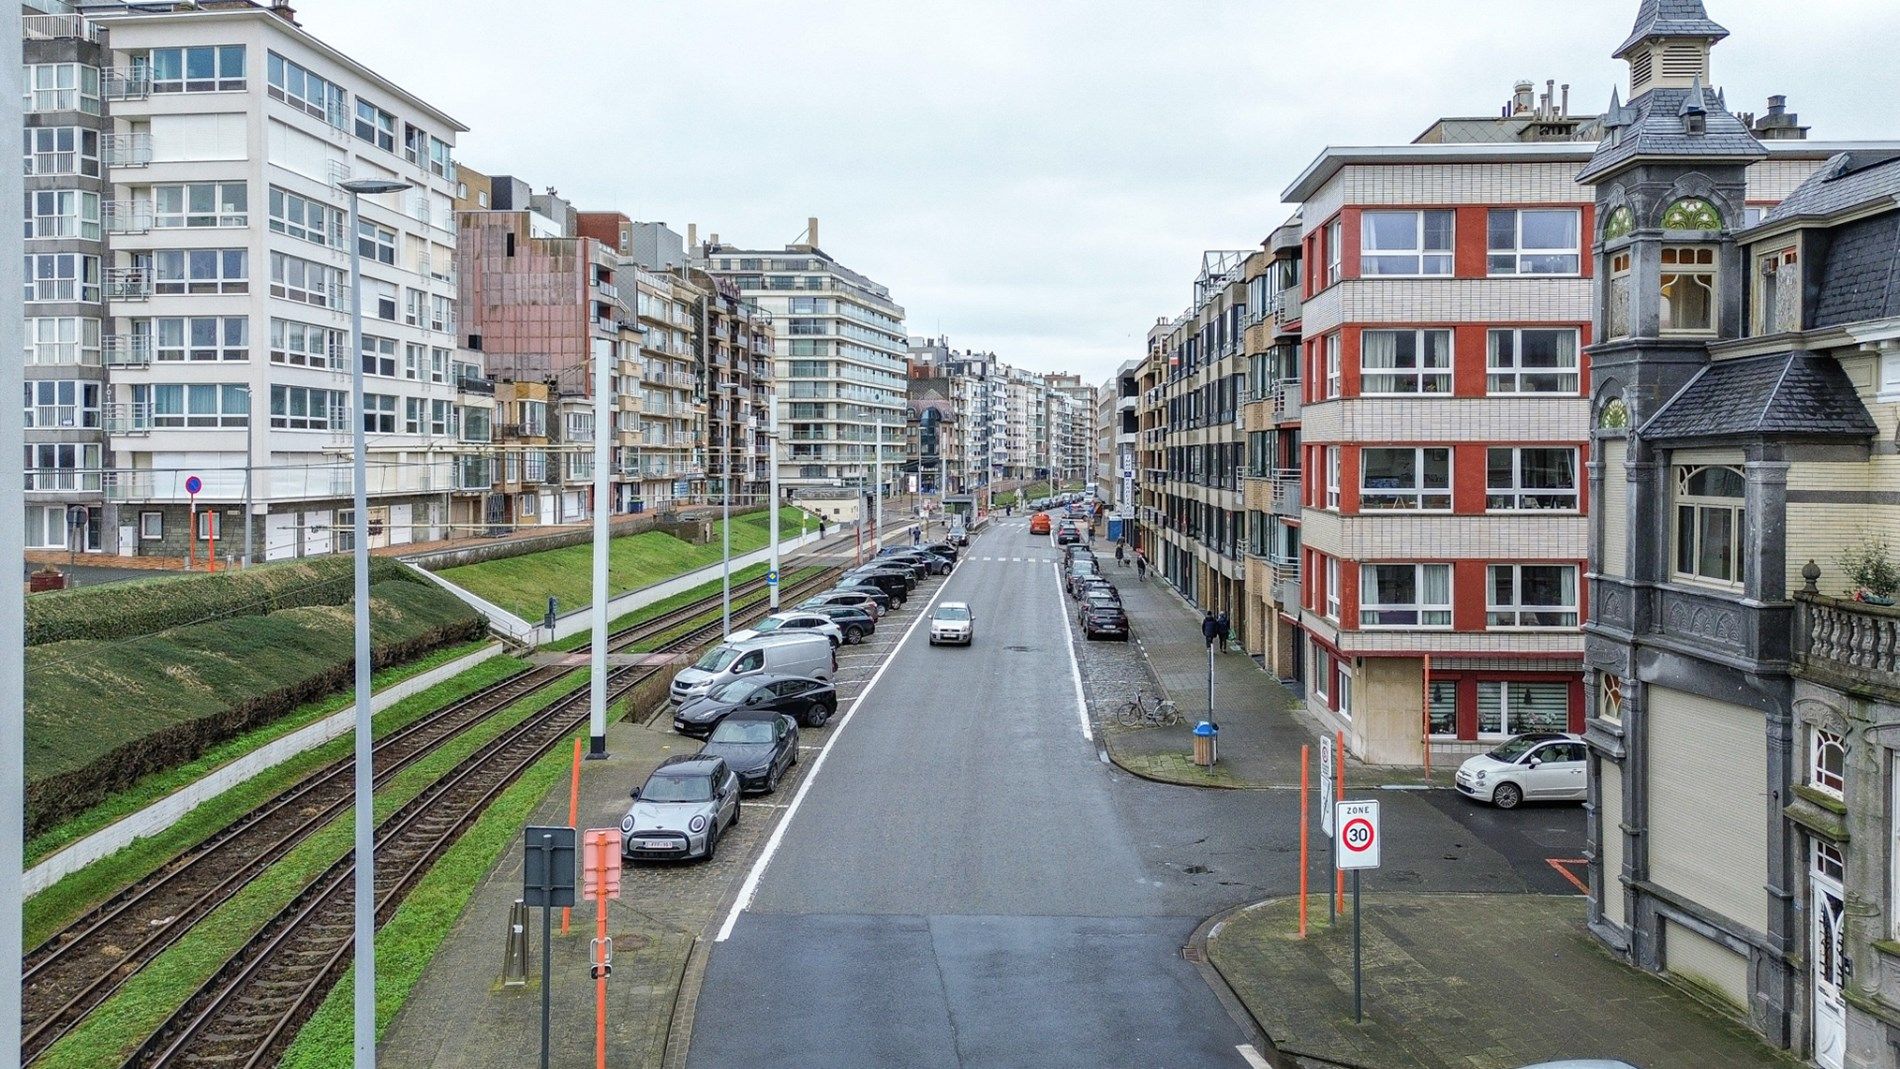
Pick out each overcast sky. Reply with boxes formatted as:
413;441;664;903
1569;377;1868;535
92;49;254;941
303;0;1899;385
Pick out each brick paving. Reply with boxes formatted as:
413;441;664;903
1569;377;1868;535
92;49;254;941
1207;893;1801;1069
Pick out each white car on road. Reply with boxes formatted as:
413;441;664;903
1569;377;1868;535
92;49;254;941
928;602;974;646
1454;733;1588;809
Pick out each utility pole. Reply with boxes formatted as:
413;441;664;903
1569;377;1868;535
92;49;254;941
588;327;613;760
2;3;27;1062
767;399;781;611
872;410;884;554
720;384;732;639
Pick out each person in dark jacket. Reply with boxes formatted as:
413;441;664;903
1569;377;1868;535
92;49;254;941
1202;611;1219;648
1215;610;1231;649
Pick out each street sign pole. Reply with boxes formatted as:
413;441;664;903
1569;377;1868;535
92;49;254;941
523;826;577;1069
1335;799;1381;1025
582;827;621;1069
1353;868;1363;1022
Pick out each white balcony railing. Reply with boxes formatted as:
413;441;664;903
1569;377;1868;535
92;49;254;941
104;334;152;368
104;201;152;235
24;13;98;42
103;402;153;435
106;267;152;301
104;133;153;168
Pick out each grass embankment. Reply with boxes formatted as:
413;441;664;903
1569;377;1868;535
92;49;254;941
437;506;811;620
34;670;587;1069
23;654;528;949
26;579;483;837
26;638;492;868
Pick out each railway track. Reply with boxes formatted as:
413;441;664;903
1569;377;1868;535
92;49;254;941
20;560;835;1065
123;564;844;1068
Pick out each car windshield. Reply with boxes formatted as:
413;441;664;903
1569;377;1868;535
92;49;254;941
1485;736;1546;763
693;647;740;671
935;606;971;621
711;678;765;703
710;719;776;744
640;771;713;803
1070;562;1096;575
753;618;785;631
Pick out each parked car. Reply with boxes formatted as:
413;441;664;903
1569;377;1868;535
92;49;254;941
946;521;969;546
843;570;910;605
696;710;799;793
928;601;975;646
670;632;835;705
674;673;840;734
798;604;877;643
1078;589;1121;617
1065;559;1100;597
730;611;845;648
884;549;952;576
1079;602;1129;640
1029;512;1052;535
621;755;740;861
864;555;928;582
802;588;886;618
1455;733;1588;809
923;541;960;564
1055;523;1083;546
1062;543;1096;568
1079;577;1120;604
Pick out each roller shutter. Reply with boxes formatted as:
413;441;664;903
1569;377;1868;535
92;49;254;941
1665;919;1750;1012
1599;759;1625;927
1601;439;1628;577
1647;686;1768;931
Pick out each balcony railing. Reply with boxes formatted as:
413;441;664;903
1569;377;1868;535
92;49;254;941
105;68;151;101
104;133;152;168
1796;592;1900;695
104;201;152;235
104;334;151;368
24;13;99;42
106;268;152;301
1270;469;1302;515
1272;378;1302;421
103;402;153;435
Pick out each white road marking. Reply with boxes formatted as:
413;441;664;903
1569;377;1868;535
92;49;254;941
715;575;946;943
1055;561;1092;742
1237;1044;1272;1069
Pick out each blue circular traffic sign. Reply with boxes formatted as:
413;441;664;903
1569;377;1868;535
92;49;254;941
184;475;203;495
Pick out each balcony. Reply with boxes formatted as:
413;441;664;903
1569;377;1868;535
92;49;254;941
1275;285;1302;328
1272;379;1301;421
1270;469;1302;517
24;13;99;42
104;201;152;235
104;334;151;368
454;371;495;395
105;69;150;101
103;402;153;435
1796;593;1900;699
104;133;152;168
106;268;152;301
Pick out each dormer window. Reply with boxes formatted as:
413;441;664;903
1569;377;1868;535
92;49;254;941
1682;111;1706;135
1754;246;1799;335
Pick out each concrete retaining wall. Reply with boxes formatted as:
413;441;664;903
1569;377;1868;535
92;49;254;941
24;640;505;897
401;508;756;572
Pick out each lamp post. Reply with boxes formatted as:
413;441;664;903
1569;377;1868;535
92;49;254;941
2;6;26;1064
340;176;410;1069
872;409;886;553
717;382;736;638
767;396;781;611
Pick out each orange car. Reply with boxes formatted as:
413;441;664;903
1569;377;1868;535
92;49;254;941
1028;511;1051;535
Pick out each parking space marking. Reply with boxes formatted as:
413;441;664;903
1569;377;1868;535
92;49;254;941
1546;857;1590;894
1238;1044;1272;1069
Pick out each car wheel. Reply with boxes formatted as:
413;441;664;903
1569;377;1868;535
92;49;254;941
730;800;741;828
1492;782;1524;810
766;762;783;794
702;826;719;862
845;626;863;644
803;702;828;728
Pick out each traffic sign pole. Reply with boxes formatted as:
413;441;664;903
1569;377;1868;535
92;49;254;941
1353;868;1363;1022
581;827;621;1069
1334;799;1381;1024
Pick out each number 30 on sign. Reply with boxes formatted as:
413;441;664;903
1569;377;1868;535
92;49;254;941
1335;800;1381;870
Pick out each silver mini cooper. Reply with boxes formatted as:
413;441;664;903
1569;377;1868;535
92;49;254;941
621;755;741;862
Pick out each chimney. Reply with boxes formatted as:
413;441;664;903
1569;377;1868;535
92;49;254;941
1560;83;1570;118
1752;94;1809;140
270;0;298;23
807;216;820;248
1512;80;1535;115
709;233;719;247
686;222;697;248
1545;80;1557;119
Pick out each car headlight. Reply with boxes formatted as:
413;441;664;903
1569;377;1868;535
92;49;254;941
689;815;707;834
620;815;635;833
1475;770;1486;782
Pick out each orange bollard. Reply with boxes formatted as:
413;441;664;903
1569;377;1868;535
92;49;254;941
562;737;581;935
1335;731;1346;915
1299;744;1309;937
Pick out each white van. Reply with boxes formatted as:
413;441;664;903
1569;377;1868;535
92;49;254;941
669;632;835;705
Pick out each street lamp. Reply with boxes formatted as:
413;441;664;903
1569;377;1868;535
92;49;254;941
339;175;409;1069
716;381;737;639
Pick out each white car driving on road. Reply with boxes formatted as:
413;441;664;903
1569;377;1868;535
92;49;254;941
928;602;974;646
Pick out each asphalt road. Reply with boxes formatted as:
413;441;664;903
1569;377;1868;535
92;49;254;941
686;521;1581;1067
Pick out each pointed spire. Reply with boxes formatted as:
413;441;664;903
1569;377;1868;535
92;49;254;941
1615;0;1730;58
1679;75;1707;116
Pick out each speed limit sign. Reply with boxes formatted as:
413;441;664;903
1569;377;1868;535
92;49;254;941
1335;800;1381;870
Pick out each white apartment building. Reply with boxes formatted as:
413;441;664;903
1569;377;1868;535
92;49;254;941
695;219;908;495
90;1;484;561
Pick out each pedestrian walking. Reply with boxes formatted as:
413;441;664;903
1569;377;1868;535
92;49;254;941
1135;553;1147;582
818;515;828;537
1115;542;1127;568
1214;610;1231;651
1201;611;1219;648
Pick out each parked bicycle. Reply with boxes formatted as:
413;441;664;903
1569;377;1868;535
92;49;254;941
1115;690;1181;728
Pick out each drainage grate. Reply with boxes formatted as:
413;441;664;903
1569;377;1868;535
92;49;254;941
1181;946;1206;963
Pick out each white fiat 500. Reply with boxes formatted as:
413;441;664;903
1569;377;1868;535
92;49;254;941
1454;733;1588;810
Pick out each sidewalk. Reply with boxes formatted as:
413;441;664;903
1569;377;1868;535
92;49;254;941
1204;893;1799;1069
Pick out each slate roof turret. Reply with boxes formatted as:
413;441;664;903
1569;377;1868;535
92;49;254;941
1614;0;1731;58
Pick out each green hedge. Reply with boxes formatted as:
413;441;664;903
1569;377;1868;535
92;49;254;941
23;578;483;837
26;555;415;647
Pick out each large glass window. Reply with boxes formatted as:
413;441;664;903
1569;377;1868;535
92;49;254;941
268;187;334;245
136;382;249;428
1428;681;1458;737
152;183;247;228
1360;447;1451;511
151;249;247;294
354;99;396;151
141;316;247;362
270;319;337;368
266;51;346;127
1486;448;1577;511
362;392;397;433
1477;681;1571;736
24;189;100;240
24;317;101;365
23;127;99;177
1360;329;1451;394
269;252;337;306
1487;209;1581;275
1487;329;1579;394
23;380;100;428
360;335;398;377
1360;563;1452;627
1673;465;1746;586
1487;565;1579;627
270;384;345;430
149;45;246;93
24;443;101;491
25;63;101;114
1661;246;1717;333
24;253;99;303
356;219;397;265
1361;210;1454;276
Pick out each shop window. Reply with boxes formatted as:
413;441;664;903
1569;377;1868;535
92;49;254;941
1428;681;1458;737
1477;681;1571;736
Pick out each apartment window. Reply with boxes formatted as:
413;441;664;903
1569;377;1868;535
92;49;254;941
1754;246;1800;335
270;384;345;430
24;317;101;365
1487;565;1579;627
138;382;249;428
1324;219;1342;286
1325;447;1341;509
25;63;101;114
1312;641;1331;703
1428;681;1458;736
404;289;424;327
1324;335;1341;398
404;123;427;166
23;127;99;177
356;219;397;265
1487;209;1581;275
146;316;247;362
23;380;100;428
153;183;247;228
1660;246;1717;333
24;443;100;491
360;334;398;378
1337;664;1353;719
266;51;346;127
404;396;424;434
1360;329;1451;394
1607;250;1633;339
1360;447;1451;511
1361;210;1453;276
1326;556;1341;620
24;190;101;240
1811;727;1845;798
24;253;100;303
1487;329;1579;394
268;187;334;245
149;45;246;93
403;343;424;380
152;249;248;294
1598;674;1624;723
1486;448;1577;511
1673;465;1746;587
354;99;396;151
362;392;397;434
430;294;453;334
431;400;453;436
1360;563;1452;627
270;252;337;306
430;347;450;383
140;511;163;540
270;319;337;368
195;510;223;541
1477;681;1571;736
428;137;455;181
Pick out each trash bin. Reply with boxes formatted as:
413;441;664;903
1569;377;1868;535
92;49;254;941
1193;721;1219;767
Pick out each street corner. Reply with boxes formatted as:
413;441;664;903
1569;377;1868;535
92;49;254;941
1099;722;1257;789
